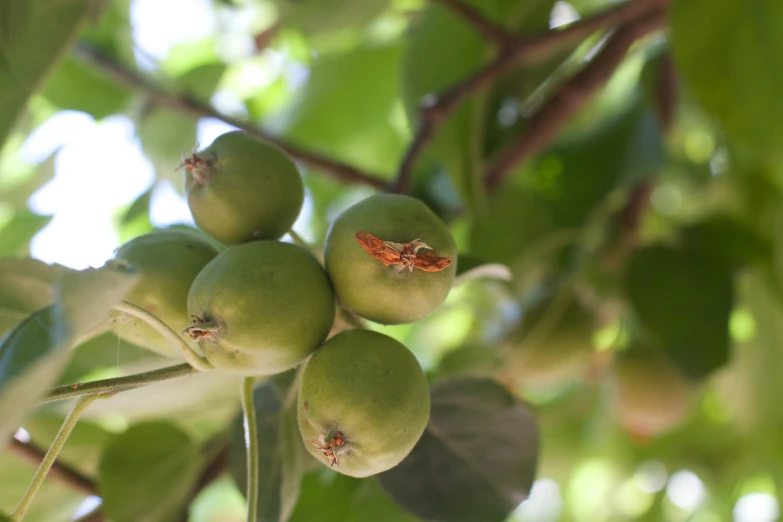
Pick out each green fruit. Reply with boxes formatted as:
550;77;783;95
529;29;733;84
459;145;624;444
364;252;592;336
297;329;430;477
107;229;219;357
184;131;304;245
609;345;695;438
324;194;457;325
186;241;335;375
507;294;595;390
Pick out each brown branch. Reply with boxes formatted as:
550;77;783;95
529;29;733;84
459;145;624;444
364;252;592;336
8;437;97;496
391;0;668;194
654;53;678;132
74;46;388;190
485;12;667;190
431;0;517;49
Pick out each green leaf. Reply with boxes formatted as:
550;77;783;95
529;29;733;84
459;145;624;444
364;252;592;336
623;244;734;379
229;373;313;522
0;211;51;257
138;63;225;185
42;54;132;118
680;214;772;270
288;472;417;522
98;421;202;522
0;265;138;445
272;0;389;37
0;258;66;313
379;377;539;522
671;0;783;162
0;0;97;151
275;43;405;177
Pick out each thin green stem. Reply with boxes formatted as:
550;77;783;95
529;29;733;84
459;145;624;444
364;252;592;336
241;377;259;522
10;395;100;521
287;230;309;249
44;363;196;404
113;301;213;371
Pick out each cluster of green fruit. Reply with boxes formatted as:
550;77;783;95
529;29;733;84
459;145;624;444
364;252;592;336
105;131;458;477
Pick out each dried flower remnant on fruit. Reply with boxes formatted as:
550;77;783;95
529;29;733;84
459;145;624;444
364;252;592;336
311;432;346;467
355;231;451;273
183;315;216;341
180;153;213;185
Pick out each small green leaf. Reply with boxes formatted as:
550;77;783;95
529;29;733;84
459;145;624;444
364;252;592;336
624;244;734;379
98;421;202;522
379;377;539;522
671;0;783;162
0;265;138;444
0;0;97;150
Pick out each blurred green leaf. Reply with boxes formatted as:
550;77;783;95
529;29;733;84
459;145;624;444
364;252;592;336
98;421;202;522
379;377;539;522
0;212;51;257
138;63;225;186
0;265;138;445
671;0;783;163
681;214;772;270
42;55;132;118
272;0;389;37
624;244;734;379
289;472;417;522
0;258;66;313
0;0;97;151
276;43;405;177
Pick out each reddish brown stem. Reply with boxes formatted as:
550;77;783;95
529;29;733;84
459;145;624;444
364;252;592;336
75;46;388;190
485;12;667;190
391;0;669;194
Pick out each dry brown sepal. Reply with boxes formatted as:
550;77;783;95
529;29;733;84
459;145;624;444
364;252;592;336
355;231;451;273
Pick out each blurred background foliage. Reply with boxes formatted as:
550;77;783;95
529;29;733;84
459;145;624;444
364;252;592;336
1;0;782;521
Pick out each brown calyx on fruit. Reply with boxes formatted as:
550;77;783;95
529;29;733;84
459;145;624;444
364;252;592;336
180;153;213;186
356;231;451;273
311;431;346;467
183;315;218;341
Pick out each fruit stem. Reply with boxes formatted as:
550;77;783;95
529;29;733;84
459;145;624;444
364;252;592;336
9;394;100;521
241;376;259;522
114;301;214;372
287;229;309;248
42;363;196;404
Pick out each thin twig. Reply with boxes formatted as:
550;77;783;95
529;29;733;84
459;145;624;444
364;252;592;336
8;438;96;496
485;12;667;189
74;46;388;190
241;377;259;522
391;0;667;193
177;439;230;522
44;363;196;403
654;53;677;132
11;396;99;521
431;0;517;48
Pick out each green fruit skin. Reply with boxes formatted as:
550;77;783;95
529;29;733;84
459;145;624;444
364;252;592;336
508;296;595;390
297;329;430;477
187;241;335;375
324;194;457;325
610;346;694;437
109;229;219;357
185;131;304;245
